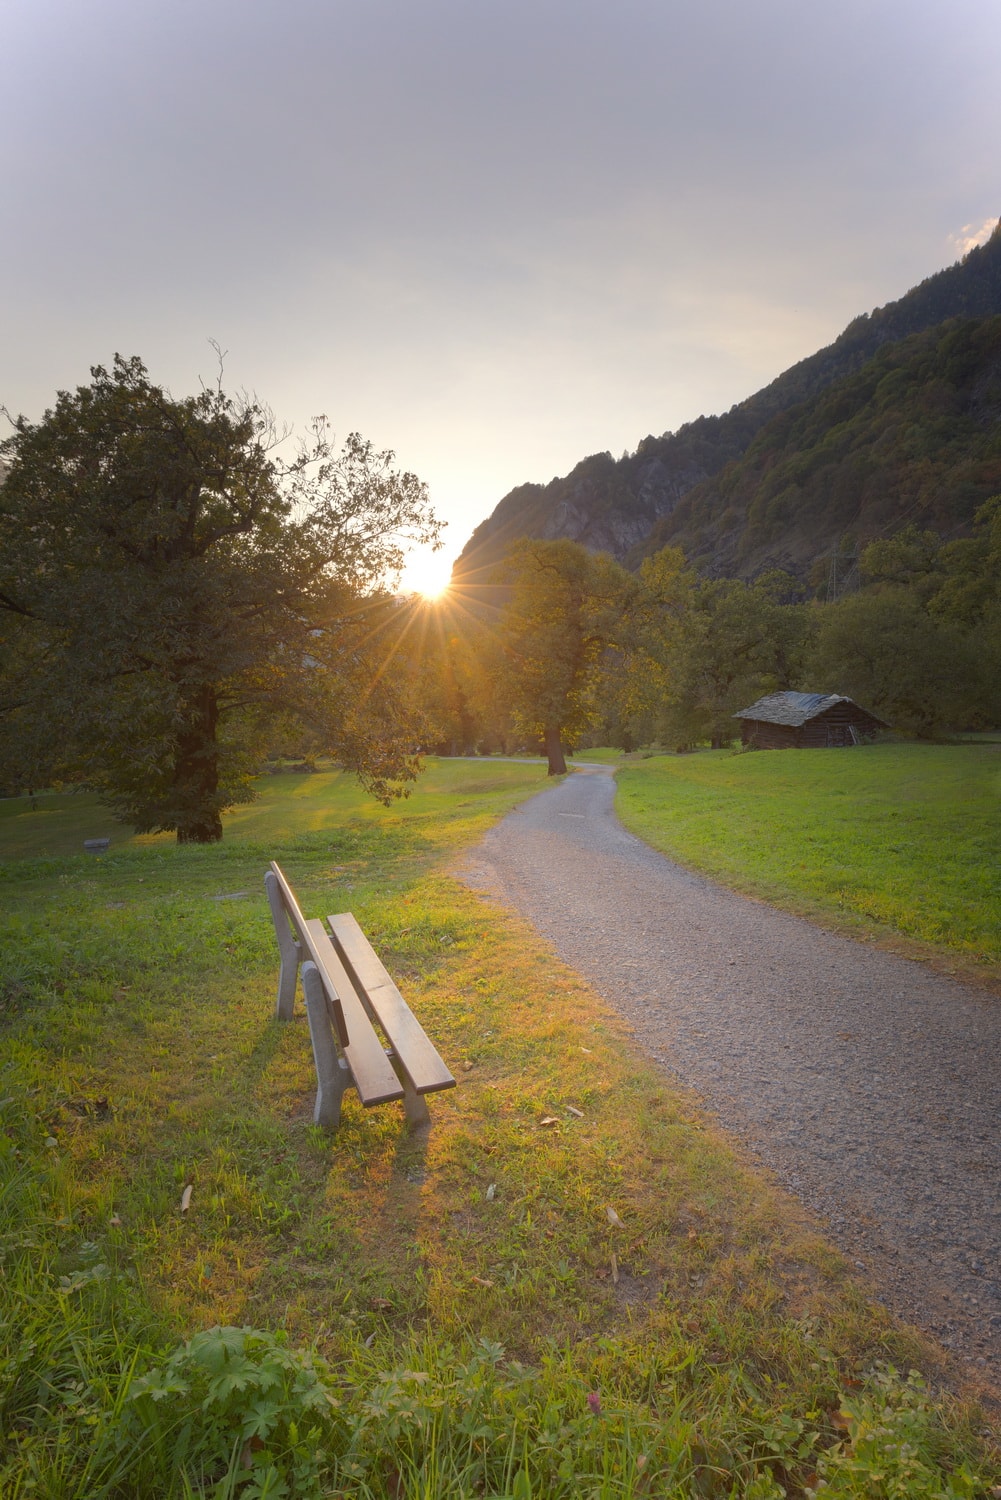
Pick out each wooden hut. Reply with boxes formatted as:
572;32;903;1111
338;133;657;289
734;692;886;749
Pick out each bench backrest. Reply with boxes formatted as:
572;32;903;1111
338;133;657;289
267;861;349;1046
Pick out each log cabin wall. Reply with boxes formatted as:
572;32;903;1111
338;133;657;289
808;703;884;746
740;702;884;748
741;721;799;748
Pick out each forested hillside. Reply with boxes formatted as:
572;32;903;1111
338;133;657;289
643;315;1001;581
452;220;1001;588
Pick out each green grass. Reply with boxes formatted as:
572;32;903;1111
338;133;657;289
571;747;627;764
0;759;548;863
616;743;1001;984
1;759;998;1495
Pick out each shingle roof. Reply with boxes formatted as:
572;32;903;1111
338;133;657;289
733;691;852;727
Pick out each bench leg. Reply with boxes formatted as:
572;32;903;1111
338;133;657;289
302;961;350;1129
403;1084;431;1129
386;1053;431;1128
265;870;302;1021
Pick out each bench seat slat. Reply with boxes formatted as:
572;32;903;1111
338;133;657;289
327;912;456;1096
303;921;404;1107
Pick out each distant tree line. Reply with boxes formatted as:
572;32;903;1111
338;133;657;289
3;357;997;841
425;501;1001;771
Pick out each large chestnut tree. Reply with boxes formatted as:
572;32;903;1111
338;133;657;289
0;356;440;841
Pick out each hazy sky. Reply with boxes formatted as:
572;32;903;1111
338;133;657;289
4;0;999;591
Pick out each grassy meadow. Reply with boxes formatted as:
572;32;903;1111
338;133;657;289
1;758;998;1496
615;742;1001;988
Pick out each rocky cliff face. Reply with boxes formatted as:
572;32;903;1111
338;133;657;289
452;220;1001;587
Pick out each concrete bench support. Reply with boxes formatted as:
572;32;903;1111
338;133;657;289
301;960;351;1128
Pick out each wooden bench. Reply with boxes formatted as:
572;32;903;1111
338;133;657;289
264;861;456;1130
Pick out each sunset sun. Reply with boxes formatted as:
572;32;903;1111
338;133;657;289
400;545;453;600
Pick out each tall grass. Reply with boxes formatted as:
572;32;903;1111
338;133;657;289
1;761;997;1494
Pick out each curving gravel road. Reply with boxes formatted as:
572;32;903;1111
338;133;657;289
457;764;1001;1381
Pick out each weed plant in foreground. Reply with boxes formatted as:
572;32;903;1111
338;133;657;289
615;743;1001;985
0;761;998;1494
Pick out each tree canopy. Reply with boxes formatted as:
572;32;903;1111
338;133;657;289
493;539;637;773
804;501;1001;734
0;356;441;840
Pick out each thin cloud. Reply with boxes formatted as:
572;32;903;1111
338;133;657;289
949;217;997;257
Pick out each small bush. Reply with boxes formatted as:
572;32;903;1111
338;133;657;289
116;1326;338;1498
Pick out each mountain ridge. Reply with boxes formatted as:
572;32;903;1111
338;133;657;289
452;220;1001;588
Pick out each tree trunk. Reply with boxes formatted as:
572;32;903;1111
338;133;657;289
173;685;223;843
544;724;567;776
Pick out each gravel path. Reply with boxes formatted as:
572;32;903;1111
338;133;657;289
457;764;1001;1381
